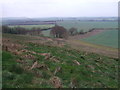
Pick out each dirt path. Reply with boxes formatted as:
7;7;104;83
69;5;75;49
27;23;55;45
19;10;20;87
69;29;104;40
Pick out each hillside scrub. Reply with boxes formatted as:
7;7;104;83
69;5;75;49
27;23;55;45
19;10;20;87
2;34;118;88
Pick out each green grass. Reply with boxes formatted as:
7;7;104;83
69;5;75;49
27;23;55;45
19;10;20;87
26;43;118;88
2;51;34;88
82;30;118;48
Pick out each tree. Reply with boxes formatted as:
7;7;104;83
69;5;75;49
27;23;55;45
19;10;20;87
69;27;78;36
50;25;68;38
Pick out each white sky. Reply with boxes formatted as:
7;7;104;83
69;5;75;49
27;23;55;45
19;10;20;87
0;0;119;18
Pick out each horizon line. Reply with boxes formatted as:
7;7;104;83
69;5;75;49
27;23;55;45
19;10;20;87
1;16;118;18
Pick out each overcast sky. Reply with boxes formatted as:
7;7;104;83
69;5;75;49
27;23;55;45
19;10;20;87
1;0;119;18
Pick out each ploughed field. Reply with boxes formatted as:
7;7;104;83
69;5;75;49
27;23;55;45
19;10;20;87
2;34;119;88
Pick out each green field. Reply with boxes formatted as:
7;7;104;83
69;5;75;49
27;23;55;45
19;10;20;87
57;21;118;32
9;24;54;30
82;30;118;48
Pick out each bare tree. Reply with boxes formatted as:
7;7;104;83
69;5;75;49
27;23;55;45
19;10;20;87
50;25;68;38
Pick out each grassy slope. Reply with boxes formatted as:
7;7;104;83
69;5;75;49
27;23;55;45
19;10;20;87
2;34;118;88
2;51;34;88
82;30;118;48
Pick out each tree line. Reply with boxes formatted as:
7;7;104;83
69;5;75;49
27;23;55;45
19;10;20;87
50;24;95;38
2;26;42;35
2;25;95;38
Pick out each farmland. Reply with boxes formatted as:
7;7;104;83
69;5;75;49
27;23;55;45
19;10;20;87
57;21;118;32
56;20;118;48
8;20;118;36
82;30;118;48
7;21;118;48
44;21;118;37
